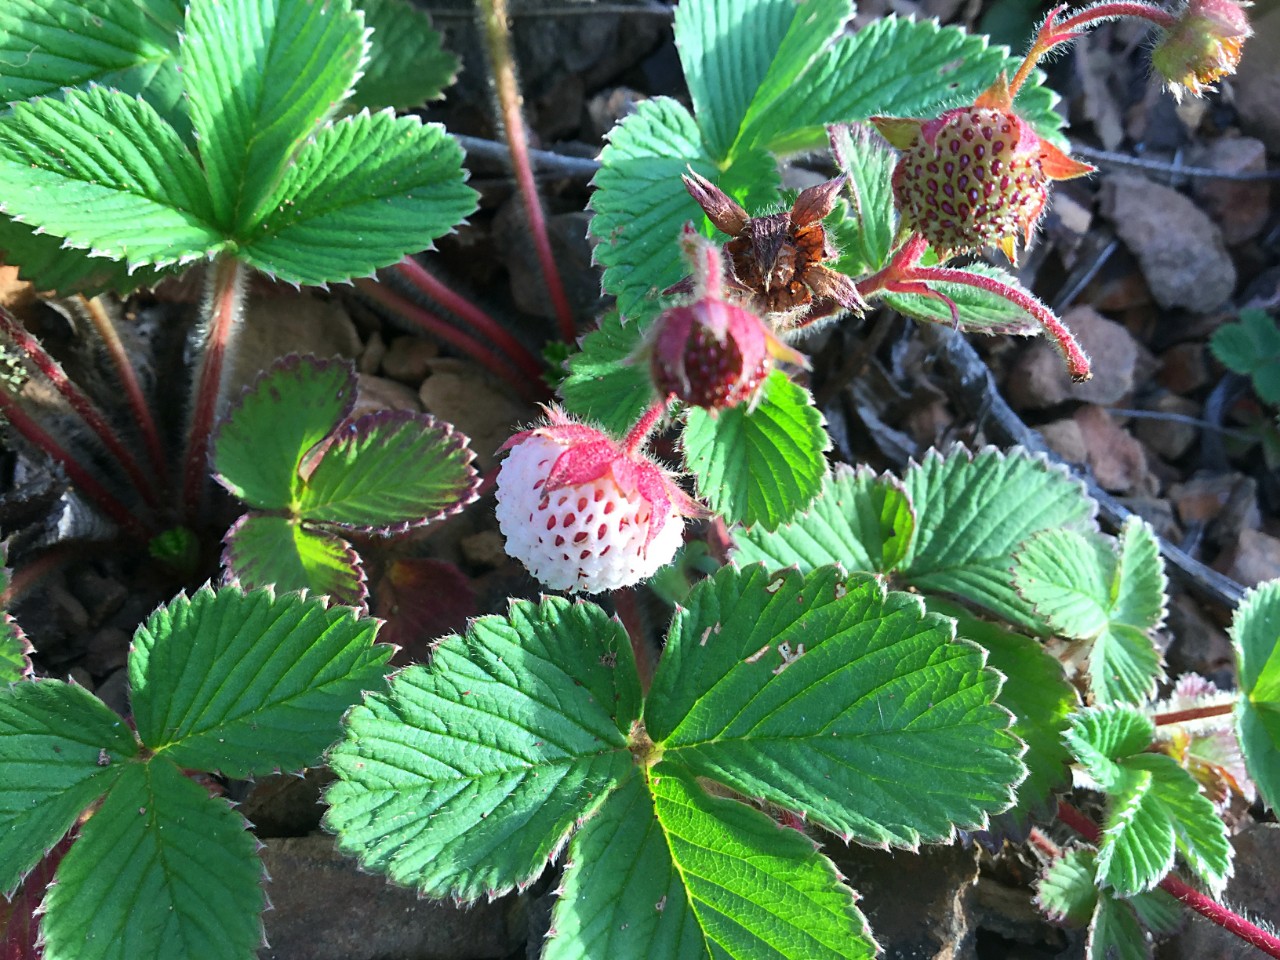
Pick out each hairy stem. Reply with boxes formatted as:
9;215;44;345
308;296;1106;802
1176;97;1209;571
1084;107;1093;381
1152;702;1237;726
0;389;148;538
622;398;670;457
1057;801;1280;959
0;305;159;508
182;256;244;520
392;257;548;385
477;0;577;342
79;295;169;488
357;279;548;403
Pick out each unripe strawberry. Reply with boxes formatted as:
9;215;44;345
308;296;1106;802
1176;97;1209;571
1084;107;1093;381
873;77;1093;262
494;407;699;593
1151;0;1251;101
649;233;807;410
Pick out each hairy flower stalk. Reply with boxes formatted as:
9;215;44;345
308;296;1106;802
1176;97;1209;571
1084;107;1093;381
494;404;703;593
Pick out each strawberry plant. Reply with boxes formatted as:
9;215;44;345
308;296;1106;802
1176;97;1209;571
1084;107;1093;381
213;355;480;609
0;586;390;960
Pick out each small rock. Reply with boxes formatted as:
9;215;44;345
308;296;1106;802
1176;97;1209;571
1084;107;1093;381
1038;418;1089;464
1164;593;1235;680
259;834;526;960
1214;528;1280;587
239;769;333;838
1134;393;1201;460
584;86;645;143
419;360;526;471
81;627;130;676
358;331;385;375
461;530;508;569
1233;3;1280;155
229;293;362;394
1190;136;1271;244
491;205;602;323
1007;307;1141;409
1158;343;1212;395
1170;473;1259;535
1117;496;1182;541
1073;405;1153;493
1099;174;1236;313
381;334;440;385
352;374;423;418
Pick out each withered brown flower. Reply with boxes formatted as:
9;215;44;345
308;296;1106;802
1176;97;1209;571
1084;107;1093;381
681;170;864;330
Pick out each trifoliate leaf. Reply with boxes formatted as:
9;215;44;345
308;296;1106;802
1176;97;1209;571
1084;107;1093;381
589;97;716;320
829;123;897;275
181;0;366;229
559;310;655;439
647;565;1025;847
0;86;221;268
1232;579;1280;810
0;0;184;109
549;765;875;960
930;600;1075;836
213;355;357;511
222;514;367;610
674;0;799;162
0;614;32;684
325;597;642;900
350;0;458;111
130;586;389;777
902;445;1096;632
1066;706;1231;896
683;371;829;531
238;112;478;285
1014;519;1166;704
1036;847;1098;926
296;410;479;531
881;263;1044;335
40;760;262;960
1210;310;1280;405
0;680;137;895
731;464;914;574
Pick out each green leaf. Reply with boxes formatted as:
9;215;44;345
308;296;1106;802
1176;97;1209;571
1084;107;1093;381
0;614;32;684
296;411;479;530
223;514;367;609
589;97;714;320
1233;579;1280;811
902;445;1096;632
683;371;829;531
739;17;1015;155
181;0;366;229
349;0;458;111
673;0;798;162
0;214;177;296
829;123;897;275
325;597;642;900
1036;847;1098;926
1014;519;1166;704
734;0;855;156
731;464;914;574
0;680;137;894
1210;310;1280;404
0;86;220;267
130;586;389;777
647;565;1025;847
880;262;1044;335
40;759;262;960
237;112;477;285
1066;706;1231;896
559;310;656;439
1088;894;1147;960
213;355;357;510
550;765;874;960
930;600;1075;835
1128;886;1183;936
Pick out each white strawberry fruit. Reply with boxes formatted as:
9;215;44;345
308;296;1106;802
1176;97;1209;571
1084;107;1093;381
495;407;699;593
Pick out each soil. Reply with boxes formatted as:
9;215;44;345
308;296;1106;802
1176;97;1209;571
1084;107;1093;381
2;0;1278;958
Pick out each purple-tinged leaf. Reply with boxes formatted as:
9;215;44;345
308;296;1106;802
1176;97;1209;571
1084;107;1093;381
222;513;367;611
373;558;477;664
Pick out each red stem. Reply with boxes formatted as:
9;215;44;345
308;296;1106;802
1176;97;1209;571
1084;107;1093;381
478;0;577;343
357;279;547;403
1152;702;1237;726
79;295;170;489
622;398;670;456
0;305;159;507
182;256;244;520
0;389;149;538
613;586;653;694
1056;801;1280;959
392;258;548;386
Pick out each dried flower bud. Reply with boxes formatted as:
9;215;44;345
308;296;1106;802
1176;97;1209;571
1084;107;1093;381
1151;0;1252;101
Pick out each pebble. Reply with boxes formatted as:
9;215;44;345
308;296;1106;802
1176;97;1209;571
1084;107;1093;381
1134;393;1201;461
1190;136;1271;245
1073;405;1154;494
1007;307;1141;409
